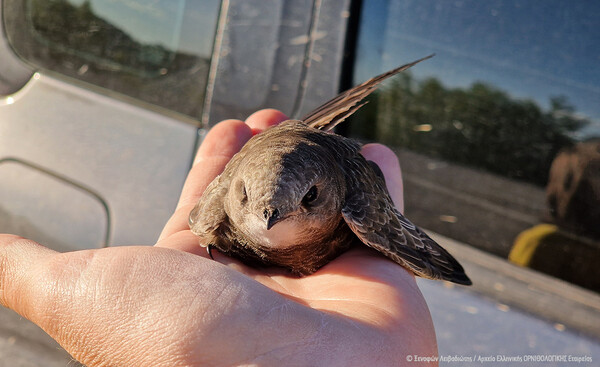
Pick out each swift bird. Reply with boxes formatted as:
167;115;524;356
189;55;472;285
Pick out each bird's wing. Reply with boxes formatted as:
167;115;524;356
188;174;229;240
341;156;472;285
303;55;434;131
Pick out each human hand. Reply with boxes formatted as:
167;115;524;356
0;109;437;366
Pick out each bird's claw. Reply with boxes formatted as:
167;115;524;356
206;244;215;260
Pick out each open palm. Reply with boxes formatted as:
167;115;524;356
0;110;437;366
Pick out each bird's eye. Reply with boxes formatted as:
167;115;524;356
302;186;318;205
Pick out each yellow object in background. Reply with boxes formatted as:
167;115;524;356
510;224;600;292
510;224;559;267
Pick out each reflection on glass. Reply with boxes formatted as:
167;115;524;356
351;0;600;292
29;0;185;77
511;141;600;292
352;75;587;185
5;0;221;119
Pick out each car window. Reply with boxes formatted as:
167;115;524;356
3;0;221;120
349;0;600;293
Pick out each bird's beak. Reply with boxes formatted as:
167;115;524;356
264;208;282;230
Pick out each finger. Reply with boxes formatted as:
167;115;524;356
155;230;210;256
191;119;252;183
245;109;288;134
0;235;56;321
158;119;252;241
361;144;404;212
185;119;252;205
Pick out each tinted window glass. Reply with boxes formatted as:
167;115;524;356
3;0;221;119
351;0;600;292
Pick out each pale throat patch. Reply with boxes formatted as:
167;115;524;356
243;213;315;249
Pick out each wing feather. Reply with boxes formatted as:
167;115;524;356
303;55;434;131
341;155;472;285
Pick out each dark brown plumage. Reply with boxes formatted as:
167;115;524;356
189;55;472;285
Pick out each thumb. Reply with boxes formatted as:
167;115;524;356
0;235;57;323
361;144;405;212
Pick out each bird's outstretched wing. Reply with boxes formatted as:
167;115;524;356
303;54;434;131
341;156;472;285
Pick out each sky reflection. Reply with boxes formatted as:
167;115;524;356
67;0;220;57
355;0;600;138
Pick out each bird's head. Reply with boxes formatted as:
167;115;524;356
225;141;346;248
